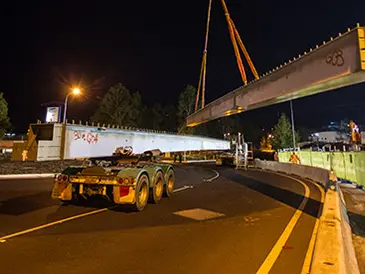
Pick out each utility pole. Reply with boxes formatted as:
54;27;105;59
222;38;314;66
290;100;296;149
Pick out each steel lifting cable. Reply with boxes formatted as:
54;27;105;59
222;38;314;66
195;0;213;111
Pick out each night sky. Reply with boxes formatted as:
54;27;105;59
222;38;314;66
1;0;365;133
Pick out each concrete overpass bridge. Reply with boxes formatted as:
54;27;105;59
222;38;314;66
187;25;365;127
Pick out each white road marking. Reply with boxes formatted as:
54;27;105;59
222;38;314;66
173;185;194;193
0;207;113;242
301;180;325;274
255;172;310;274
173;208;225;221
204;169;220;183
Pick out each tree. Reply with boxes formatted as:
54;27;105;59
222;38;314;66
131;91;142;126
177;85;196;120
161;104;177;132
0;93;10;138
177;85;198;134
91;83;141;127
139;103;177;131
150;103;165;130
296;126;311;141
272;113;300;149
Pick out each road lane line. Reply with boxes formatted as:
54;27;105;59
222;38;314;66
246;169;325;273
204;169;220;183
256;174;310;274
301;181;325;274
173;185;194;193
0;207;111;242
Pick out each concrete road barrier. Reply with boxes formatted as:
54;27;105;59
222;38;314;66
254;159;360;274
311;182;360;274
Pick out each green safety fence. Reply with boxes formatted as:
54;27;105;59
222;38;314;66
278;151;365;187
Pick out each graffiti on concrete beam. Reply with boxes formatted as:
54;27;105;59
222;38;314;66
73;131;99;144
326;49;344;66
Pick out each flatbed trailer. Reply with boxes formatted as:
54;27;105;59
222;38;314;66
51;150;174;211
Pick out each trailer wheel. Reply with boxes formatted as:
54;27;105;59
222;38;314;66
149;171;164;204
164;169;175;197
134;174;149;211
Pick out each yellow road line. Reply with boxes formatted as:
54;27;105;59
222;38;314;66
256;174;310;274
0;207;111;242
301;180;325;274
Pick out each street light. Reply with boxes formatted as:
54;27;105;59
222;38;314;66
72;87;80;95
290;100;296;149
63;87;81;123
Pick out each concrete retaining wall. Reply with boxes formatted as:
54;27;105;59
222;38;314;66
254;160;360;274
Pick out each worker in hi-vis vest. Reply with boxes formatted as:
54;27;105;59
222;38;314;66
289;152;301;164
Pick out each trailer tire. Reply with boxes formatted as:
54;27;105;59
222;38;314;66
133;174;149;211
149;171;164;204
164;168;175;197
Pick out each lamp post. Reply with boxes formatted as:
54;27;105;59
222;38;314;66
290;100;296;150
63;87;81;123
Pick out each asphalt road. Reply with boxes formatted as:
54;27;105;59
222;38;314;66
0;164;323;274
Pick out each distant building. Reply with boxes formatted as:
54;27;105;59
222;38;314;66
307;120;353;144
309;131;349;143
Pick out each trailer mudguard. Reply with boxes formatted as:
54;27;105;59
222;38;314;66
153;164;173;176
113;168;148;204
142;165;163;187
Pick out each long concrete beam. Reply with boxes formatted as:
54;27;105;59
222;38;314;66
186;26;365;127
63;125;230;159
23;123;230;161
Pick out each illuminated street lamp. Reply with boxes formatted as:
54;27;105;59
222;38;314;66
63;87;81;123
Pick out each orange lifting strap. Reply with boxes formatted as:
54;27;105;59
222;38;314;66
195;0;259;112
195;0;213;111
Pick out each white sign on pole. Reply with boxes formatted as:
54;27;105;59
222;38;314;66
46;107;60;122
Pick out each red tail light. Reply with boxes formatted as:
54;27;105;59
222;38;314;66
57;175;68;182
119;186;129;197
119;178;131;184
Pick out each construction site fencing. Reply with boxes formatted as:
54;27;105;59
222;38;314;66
278;151;365;187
